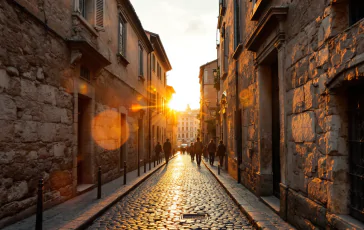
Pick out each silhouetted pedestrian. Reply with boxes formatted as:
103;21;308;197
190;143;195;162
163;139;172;164
216;140;226;167
194;138;203;166
155;142;162;162
207;139;217;166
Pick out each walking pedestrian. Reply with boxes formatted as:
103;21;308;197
216;140;226;167
154;142;162;163
207;139;217;166
190;143;195;162
194;138;204;166
163;139;172;164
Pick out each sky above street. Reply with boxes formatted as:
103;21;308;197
131;0;219;111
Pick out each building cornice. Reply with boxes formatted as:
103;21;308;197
245;6;288;52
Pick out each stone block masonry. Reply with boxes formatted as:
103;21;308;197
0;1;75;227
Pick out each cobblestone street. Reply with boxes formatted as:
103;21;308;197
88;154;253;229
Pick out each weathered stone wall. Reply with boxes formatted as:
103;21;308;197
220;0;364;228
0;0;74;227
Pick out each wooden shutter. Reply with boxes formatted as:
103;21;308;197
96;0;104;27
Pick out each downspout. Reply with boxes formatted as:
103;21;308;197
235;60;242;184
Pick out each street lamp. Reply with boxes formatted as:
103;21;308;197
213;69;218;78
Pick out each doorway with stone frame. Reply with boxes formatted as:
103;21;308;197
256;50;282;209
77;94;93;188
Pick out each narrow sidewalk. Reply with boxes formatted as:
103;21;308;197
203;160;295;230
4;157;174;230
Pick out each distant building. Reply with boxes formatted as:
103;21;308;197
199;60;218;144
176;105;200;146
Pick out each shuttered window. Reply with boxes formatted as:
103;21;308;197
95;0;104;27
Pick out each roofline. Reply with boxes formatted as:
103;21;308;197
198;59;218;79
119;0;153;52
146;30;172;71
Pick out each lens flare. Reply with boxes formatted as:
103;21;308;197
92;110;130;150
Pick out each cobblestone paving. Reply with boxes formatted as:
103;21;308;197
88;155;253;229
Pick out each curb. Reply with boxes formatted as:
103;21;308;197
202;160;294;230
60;155;178;230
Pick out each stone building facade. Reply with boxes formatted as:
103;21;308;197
199;60;218;145
217;0;364;228
177;106;200;146
0;0;173;227
145;31;172;154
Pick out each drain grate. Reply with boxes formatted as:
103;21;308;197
180;214;209;220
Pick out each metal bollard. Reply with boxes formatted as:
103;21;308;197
144;159;146;173
123;161;127;185
36;178;43;230
218;165;221;175
97;166;101;199
138;159;140;177
149;157;151;170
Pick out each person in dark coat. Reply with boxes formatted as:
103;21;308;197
216;140;226;167
155;142;162;162
190;143;195;161
163;139;172;164
207;139;217;166
194;138;204;166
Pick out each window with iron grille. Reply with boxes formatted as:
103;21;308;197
118;16;126;56
80;66;90;81
349;0;364;26
349;87;364;222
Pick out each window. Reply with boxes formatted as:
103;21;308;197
95;0;104;27
350;0;364;26
204;69;208;84
182;122;184;125
186;133;189;138
118;16;126;56
182;127;184;131
224;27;229;73
349;87;364;222
138;44;144;77
164;72;167;86
178;134;181;138
186;127;188;131
182;134;184;138
234;0;240;49
152;54;156;71
79;0;86;17
77;0;104;27
80;66;90;81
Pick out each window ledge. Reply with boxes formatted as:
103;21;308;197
116;53;129;66
138;75;145;82
327;214;364;229
72;13;98;37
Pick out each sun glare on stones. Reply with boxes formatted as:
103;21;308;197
92;110;130;151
